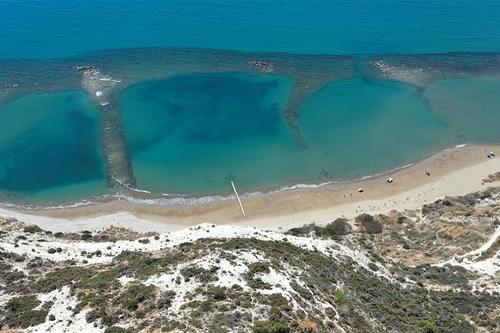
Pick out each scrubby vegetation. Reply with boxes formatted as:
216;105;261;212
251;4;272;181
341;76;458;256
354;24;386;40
0;186;499;332
286;218;352;239
1;233;497;332
1;295;49;329
355;213;383;234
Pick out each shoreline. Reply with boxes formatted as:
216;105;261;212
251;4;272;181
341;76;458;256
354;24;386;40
1;144;499;233
0;142;489;210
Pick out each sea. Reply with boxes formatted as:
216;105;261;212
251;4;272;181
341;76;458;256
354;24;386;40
1;0;500;205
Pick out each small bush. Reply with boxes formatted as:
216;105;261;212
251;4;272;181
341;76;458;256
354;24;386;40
35;267;92;292
356;214;383;234
180;265;218;283
3;295;48;328
418;319;435;333
324;218;352;237
334;289;349;307
118;284;155;312
206;286;226;301
81;233;93;241
248;262;270;274
397;216;410;224
5;295;40;313
252;320;290;333
23;225;43;234
267;294;290;310
104;327;133;333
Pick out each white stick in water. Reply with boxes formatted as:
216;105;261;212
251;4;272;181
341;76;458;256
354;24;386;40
231;181;246;217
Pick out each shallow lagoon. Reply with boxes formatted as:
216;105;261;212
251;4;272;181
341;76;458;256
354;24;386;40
119;74;457;195
300;78;452;179
0;91;107;203
1;58;500;202
423;77;500;143
120;73;305;194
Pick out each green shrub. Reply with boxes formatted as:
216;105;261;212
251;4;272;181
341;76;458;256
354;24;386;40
418;319;435;333
252;320;290;333
324;218;352;236
206;286;226;301
180;265;218;282
5;295;40;313
245;276;272;290
248;261;270;274
356;214;383;234
81;233;93;241
104;326;133;333
3;295;48;328
77;269;121;290
35;267;92;292
334;289;349;308
267;294;289;310
118;284;155;311
397;216;410;224
286;219;352;238
23;225;43;233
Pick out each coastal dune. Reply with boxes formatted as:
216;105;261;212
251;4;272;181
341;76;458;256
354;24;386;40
1;144;499;233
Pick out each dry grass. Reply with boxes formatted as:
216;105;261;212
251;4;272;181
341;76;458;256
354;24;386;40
299;317;319;330
483;172;500;183
477;238;500;261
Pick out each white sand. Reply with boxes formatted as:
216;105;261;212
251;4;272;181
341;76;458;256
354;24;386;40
1;145;499;234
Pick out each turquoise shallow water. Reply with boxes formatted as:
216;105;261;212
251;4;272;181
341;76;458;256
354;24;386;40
300;79;452;179
121;73;305;194
2;1;500;203
117;74;483;195
1;69;500;201
0;91;107;203
424;77;500;143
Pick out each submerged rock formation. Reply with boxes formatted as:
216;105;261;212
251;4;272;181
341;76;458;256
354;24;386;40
79;66;136;190
2;48;500;194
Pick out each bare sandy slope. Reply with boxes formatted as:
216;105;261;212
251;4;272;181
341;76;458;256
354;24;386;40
1;144;499;233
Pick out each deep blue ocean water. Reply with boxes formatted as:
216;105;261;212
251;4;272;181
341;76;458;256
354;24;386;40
1;0;500;59
1;1;500;202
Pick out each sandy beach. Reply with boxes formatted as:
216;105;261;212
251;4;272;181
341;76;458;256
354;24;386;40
1;144;499;233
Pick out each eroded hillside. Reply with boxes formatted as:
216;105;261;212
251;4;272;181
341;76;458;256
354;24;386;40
0;188;499;333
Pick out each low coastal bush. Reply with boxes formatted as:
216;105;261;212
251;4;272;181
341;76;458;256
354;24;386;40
252;320;290;333
2;229;496;332
2;295;48;328
356;214;383;234
118;284;156;312
180;265;218;283
418;319;436;333
104;326;134;333
285;218;352;239
81;232;93;241
324;218;352;236
205;286;226;301
266;294;290;310
23;225;43;234
4;295;40;313
248;261;270;274
35;266;93;292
